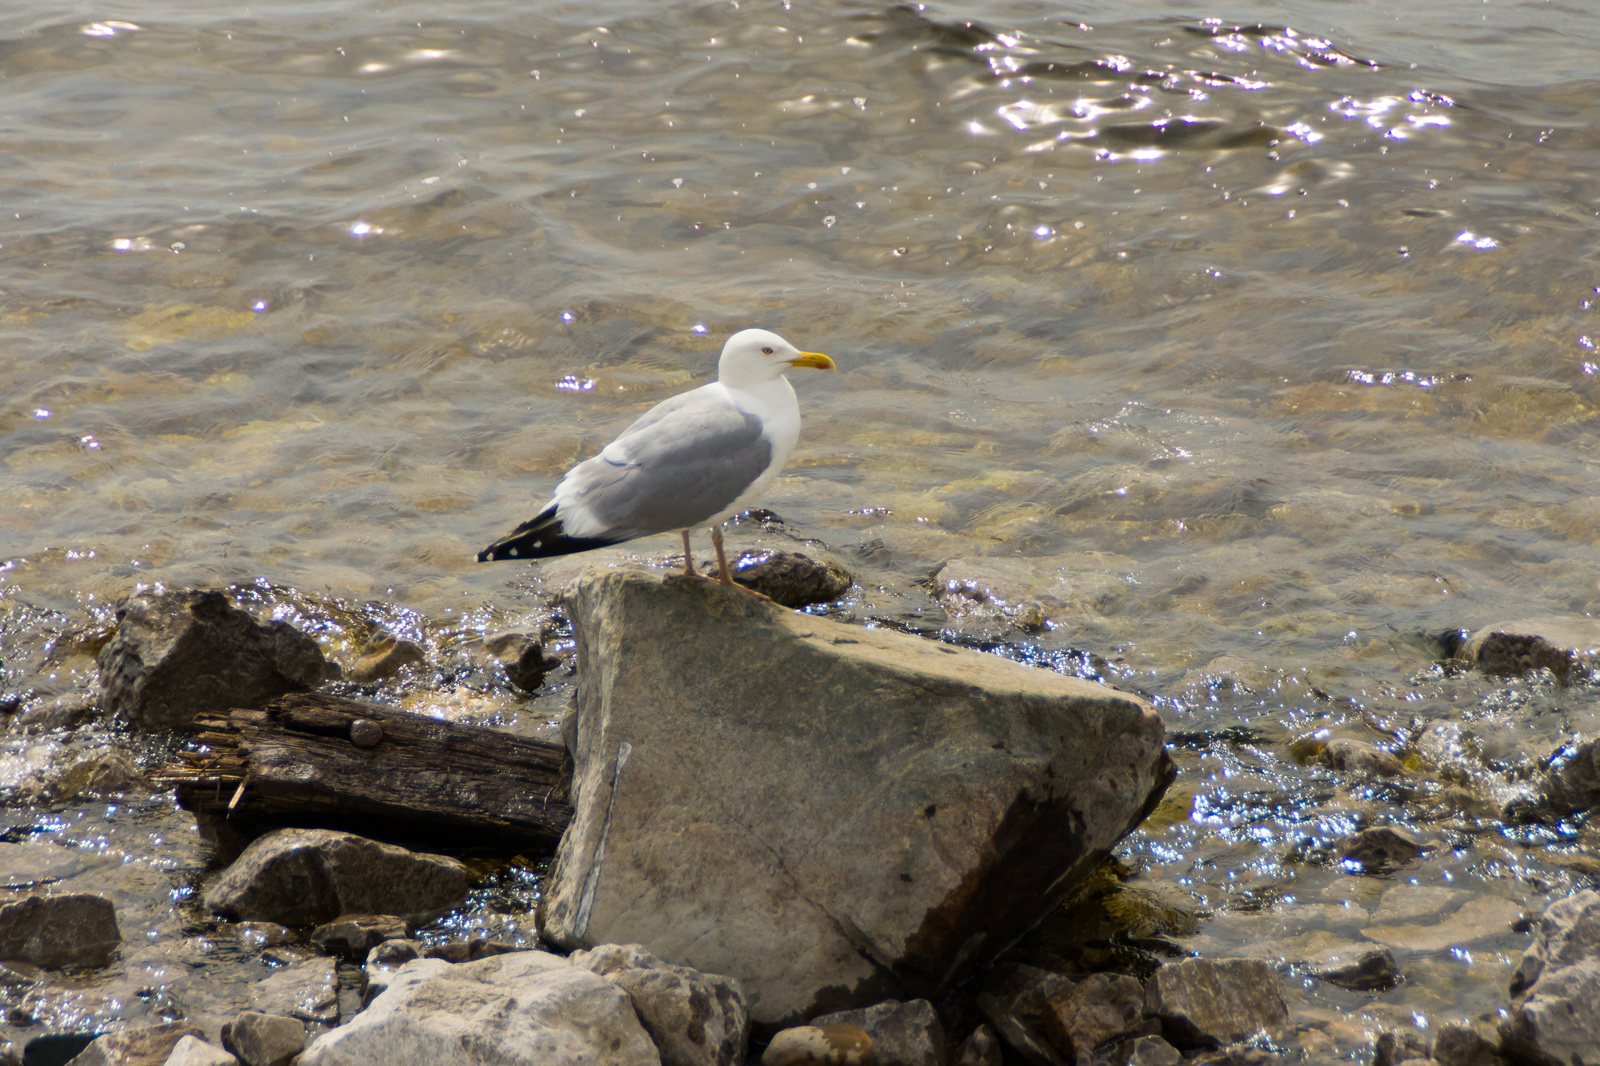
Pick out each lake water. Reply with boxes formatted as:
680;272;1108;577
4;0;1600;1052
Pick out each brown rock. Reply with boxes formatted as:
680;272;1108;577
729;550;853;608
98;589;330;732
202;828;469;926
1310;945;1399;991
1144;958;1288;1049
345;633;425;684
309;915;409;959
1040;973;1146;1056
0;893;120;969
1335;827;1430;872
812;1000;942;1066
62;1022;203;1065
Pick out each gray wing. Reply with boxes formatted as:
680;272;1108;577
556;388;772;539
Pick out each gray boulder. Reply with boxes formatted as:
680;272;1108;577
1144;958;1288;1049
543;571;1172;1024
1500;889;1600;1066
98;588;330;731
220;1012;303;1066
0;892;120;969
570;943;748;1066
161;1036;239;1066
298;951;660;1066
811;999;943;1066
64;1023;202;1065
202;828;469;925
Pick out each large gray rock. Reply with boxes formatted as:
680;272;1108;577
0;892;121;969
1144;959;1288;1049
570;943;748;1066
297;951;660;1066
1500;889;1600;1066
65;1023;203;1065
543;571;1172;1024
98;588;331;731
811;999;944;1066
203;828;468;926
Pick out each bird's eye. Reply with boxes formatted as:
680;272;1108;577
762;347;774;355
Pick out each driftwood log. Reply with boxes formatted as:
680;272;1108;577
156;692;571;859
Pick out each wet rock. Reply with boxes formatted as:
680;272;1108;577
362;939;422;1005
97;588;331;732
160;1036;239;1066
9;694;97;735
1319;739;1404;777
1309;944;1398;991
1372;1028;1429;1066
730;550;853;608
44;748;145;800
1040;973;1147;1057
543;570;1173;1024
1430;1023;1496;1066
309;915;409;959
219;1012;303;1066
0;893;121;969
65;1023;203;1066
812;999;943;1066
934;557;1053;631
234;923;294;951
1335;826;1430;871
1521;735;1600;820
0;842;90;887
1123;1035;1183;1066
954;1025;1000;1066
1143;958;1289;1049
298;951;659;1066
570;943;749;1066
249;956;338;1024
344;632;425;684
482;629;562;691
760;1024;873;1066
202;828;469;926
423;936;518;963
1465;618;1600;681
1500;889;1600;1066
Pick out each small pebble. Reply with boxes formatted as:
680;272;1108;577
350;719;383;748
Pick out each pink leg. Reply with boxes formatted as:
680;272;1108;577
681;530;696;576
711;527;733;585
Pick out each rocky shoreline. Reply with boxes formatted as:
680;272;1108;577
3;560;1600;1065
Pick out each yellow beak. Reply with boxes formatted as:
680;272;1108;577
788;351;836;370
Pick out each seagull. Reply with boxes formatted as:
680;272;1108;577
477;328;835;584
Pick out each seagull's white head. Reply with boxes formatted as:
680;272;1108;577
716;328;835;389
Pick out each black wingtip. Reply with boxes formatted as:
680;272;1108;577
477;509;624;563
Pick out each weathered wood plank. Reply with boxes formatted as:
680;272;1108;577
157;692;571;858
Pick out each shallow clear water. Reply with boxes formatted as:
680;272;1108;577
5;0;1600;1052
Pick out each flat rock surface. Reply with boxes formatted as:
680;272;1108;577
202;828;469;926
1361;896;1523;953
542;570;1173;1024
65;1023;203;1066
297;951;661;1066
